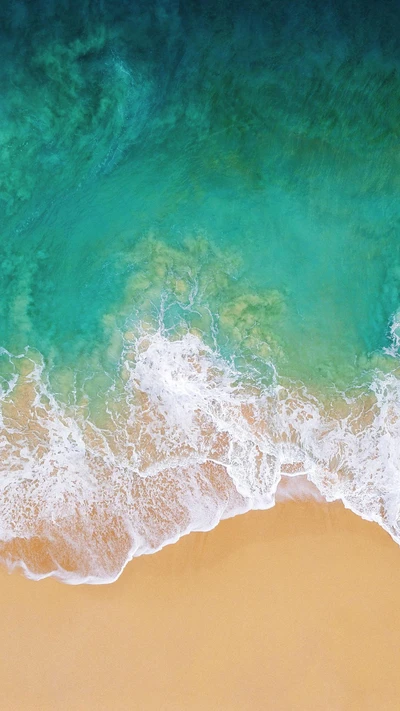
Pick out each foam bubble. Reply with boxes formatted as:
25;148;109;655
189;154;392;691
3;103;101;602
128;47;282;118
275;474;325;502
0;325;399;583
384;312;400;358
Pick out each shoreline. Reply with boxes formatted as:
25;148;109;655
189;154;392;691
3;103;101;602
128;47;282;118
2;329;400;584
1;500;400;709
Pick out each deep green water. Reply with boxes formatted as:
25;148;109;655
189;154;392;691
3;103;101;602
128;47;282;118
1;0;399;388
1;0;400;581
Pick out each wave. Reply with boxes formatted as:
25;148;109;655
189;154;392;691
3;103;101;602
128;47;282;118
384;313;400;358
0;324;399;584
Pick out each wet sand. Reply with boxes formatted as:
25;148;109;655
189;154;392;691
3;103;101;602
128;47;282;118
1;501;400;711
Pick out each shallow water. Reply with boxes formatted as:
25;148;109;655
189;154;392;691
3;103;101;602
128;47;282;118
1;0;399;582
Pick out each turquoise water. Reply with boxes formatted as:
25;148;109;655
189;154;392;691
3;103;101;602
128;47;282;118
1;0;400;582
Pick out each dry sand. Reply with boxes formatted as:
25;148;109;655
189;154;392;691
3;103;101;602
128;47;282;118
1;500;400;711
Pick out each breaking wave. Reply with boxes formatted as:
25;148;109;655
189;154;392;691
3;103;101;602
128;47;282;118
0;320;399;584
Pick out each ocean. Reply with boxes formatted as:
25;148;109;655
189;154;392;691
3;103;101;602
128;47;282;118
0;0;399;582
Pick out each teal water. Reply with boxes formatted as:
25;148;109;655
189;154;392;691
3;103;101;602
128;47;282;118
1;0;400;582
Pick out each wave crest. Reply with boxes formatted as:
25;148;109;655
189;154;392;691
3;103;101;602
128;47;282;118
0;328;399;583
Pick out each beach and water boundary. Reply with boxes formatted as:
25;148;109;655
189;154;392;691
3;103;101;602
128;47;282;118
0;322;400;583
1;1;400;706
1;500;400;710
0;0;399;583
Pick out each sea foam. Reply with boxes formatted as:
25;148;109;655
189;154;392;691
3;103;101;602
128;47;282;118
0;325;399;584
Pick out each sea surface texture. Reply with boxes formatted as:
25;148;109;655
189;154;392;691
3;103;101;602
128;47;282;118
1;0;399;582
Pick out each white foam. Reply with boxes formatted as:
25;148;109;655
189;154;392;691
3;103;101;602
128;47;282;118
275;474;325;502
0;325;399;584
384;312;400;357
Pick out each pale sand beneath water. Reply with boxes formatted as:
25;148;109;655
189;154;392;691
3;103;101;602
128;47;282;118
1;501;400;710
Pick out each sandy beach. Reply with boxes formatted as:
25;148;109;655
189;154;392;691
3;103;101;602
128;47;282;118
1;500;400;711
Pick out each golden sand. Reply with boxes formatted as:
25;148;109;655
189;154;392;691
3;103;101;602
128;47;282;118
1;501;400;711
